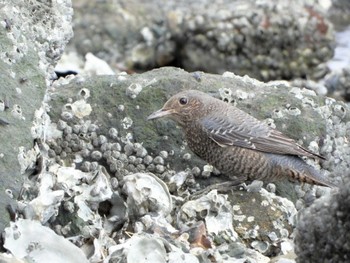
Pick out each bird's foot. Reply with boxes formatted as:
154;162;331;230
189;181;245;200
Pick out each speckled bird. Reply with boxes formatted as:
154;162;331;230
148;90;337;188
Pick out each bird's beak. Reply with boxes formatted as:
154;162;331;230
147;108;175;120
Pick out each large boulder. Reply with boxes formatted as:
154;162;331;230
295;175;350;262
1;66;347;261
0;0;73;231
45;67;349;208
69;0;334;81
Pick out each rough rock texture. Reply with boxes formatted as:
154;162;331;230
295;175;350;262
0;0;73;231
0;0;348;261
178;188;296;257
325;66;350;101
69;0;173;72
167;0;334;81
9;66;342;262
328;0;350;29
1;67;347;261
47;67;349;194
69;0;334;81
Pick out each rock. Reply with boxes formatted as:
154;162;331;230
0;0;73;231
68;0;334;81
3;66;347;261
324;66;350;101
3;219;89;263
178;189;296;257
328;0;350;29
46;67;348;202
68;0;175;72
294;175;350;262
167;0;334;81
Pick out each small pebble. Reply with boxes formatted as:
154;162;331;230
143;155;153;165
109;127;119;140
155;164;165;173
159;151;168;159
124;143;134;156
147;164;155;172
91;150;102;160
153;156;164;165
183;153;191;160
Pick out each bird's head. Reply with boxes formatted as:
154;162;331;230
147;90;208;126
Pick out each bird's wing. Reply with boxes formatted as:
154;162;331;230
200;111;324;159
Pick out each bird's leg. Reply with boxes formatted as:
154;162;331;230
189;178;246;200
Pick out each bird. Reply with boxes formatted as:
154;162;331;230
148;89;337;188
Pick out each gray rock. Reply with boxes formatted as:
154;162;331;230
324;66;350;101
47;67;348;202
328;0;350;29
68;0;334;81
294;175;350;262
4;66;347;261
167;0;334;81
0;0;73;231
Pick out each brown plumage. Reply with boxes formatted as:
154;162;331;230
148;90;337;188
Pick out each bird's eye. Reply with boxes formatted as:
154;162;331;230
179;97;188;105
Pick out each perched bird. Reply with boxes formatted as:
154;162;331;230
148;90;337;188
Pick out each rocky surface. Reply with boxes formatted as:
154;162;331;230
69;0;334;81
46;67;348;192
328;0;350;29
0;0;349;262
1;67;343;261
0;0;73;232
325;66;350;101
295;175;350;263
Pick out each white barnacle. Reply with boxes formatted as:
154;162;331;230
117;105;125;112
121;117;133;129
0;99;4;111
77;88;90;100
287;106;301;116
126;83;143;99
11;104;24;120
71;100;92;119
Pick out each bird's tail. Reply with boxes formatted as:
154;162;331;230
267;154;338;188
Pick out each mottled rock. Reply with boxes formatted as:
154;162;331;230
294;175;350;262
47;67;349;201
324;66;350;101
168;0;334;81
68;0;334;81
0;0;73;231
4;66;348;262
328;0;350;29
178;189;296;257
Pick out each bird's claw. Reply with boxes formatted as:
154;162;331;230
188;181;245;200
